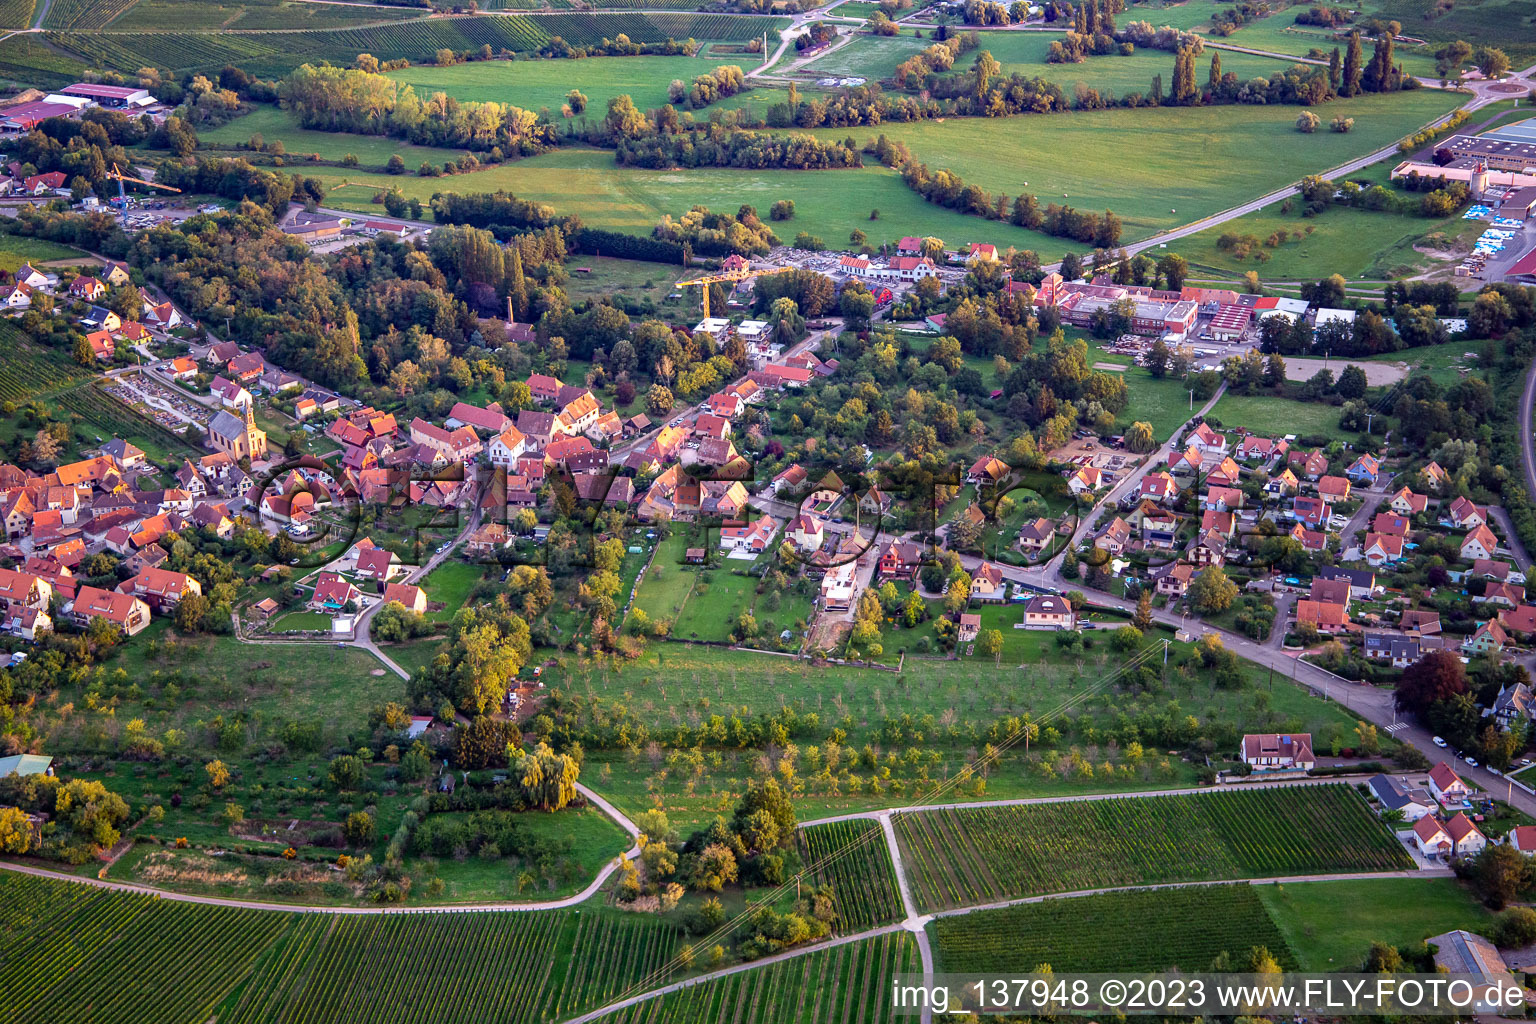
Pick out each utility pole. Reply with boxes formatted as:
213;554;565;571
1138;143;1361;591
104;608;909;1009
1188;388;1195;411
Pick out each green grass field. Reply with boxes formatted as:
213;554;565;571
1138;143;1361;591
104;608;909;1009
1208;392;1344;437
197;105;476;171
419;558;490;622
1257;877;1496;970
1174;192;1483;281
389;55;785;118
305;147;1095;254
794;32;930;78
796;89;1461;241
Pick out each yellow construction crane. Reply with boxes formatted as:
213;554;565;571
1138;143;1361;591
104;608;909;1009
106;163;181;224
676;265;795;319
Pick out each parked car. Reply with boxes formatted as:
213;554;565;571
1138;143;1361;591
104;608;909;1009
1432;736;1447;747
1465;756;1480;768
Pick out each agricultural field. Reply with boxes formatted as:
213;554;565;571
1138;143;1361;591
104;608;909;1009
0;35;86;87
389;55;788;120
0;877;293;1024
540;911;685;1020
1257;876;1497;970
798;819;905;930
588;930;919;1024
1174;192;1484;281
555;638;1372;831
895;784;1413;912
0;328;96;408
793;89;1462;241
0;233;88;271
304;148;1095;255
928;29;1308;98
931;884;1298;973
43;12;788;76
111;0;424;30
0;0;33;28
41;0;136;30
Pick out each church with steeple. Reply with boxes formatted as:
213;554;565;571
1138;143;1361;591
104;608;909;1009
206;399;268;462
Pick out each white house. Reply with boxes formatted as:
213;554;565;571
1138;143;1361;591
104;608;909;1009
1428;761;1470;804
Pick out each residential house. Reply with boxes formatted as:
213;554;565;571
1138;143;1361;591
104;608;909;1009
382;582;427;615
1289;523;1327;552
1421;461;1450;490
1155;562;1195;598
1188;422;1228;457
957;613;982;642
1429;761;1471;804
1501;605;1536;637
1446;812;1487;857
1097;517;1131;555
819;559;860;612
1320;567;1378;600
1346;453;1380;486
445;402;511;435
142;301;183;330
1461;524;1498;562
1021;595;1075;630
1235;435;1288;465
1507;826;1536;855
1391;486;1430;516
1317;476;1351;503
1202;486;1243;512
719;517;779;555
1367;775;1435;821
1187;530;1227;567
878;539;924;580
1296;599;1349;634
1292;495;1331;529
1290;449;1329;480
68;275;105;301
1492;682;1535;729
1363;630;1421;668
1413;816;1453;858
1309;576;1351;610
309;572;361;613
1201;509;1235;538
1362;532;1405;567
1476;582;1523;609
970;561;1005;601
1205;457;1242;488
1017;517;1056;555
1448;496;1487;529
1240;732;1315;771
545;435;607;474
486;428;528;469
1265;469;1299;497
67;585;150;636
1400;609;1442;635
0;568;52;612
1167;447;1201;477
1372;512;1410;538
117;567;201;611
1462;619;1508;656
968;455;1010;488
1138;472;1178;504
1135;502;1179;548
1067;465;1102;495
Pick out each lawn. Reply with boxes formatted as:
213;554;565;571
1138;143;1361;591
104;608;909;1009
672;563;760;642
389;55;787;119
1207;392;1343;437
795;32;930;78
418;557;490;622
562;255;699;318
303;148;1096;255
793;89;1462;241
267;609;335;631
196;105;474;171
629;533;701;628
1118;364;1200;440
1257;877;1496;970
1173;191;1484;281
